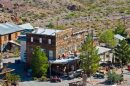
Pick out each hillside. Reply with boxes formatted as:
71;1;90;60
1;0;130;33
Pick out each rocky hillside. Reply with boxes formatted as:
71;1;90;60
1;0;130;32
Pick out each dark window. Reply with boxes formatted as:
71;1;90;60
43;38;47;44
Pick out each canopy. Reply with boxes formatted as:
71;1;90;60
96;46;111;55
49;57;79;64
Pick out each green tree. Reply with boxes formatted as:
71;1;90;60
114;39;130;67
31;46;49;77
99;29;116;48
80;36;100;86
114;24;127;37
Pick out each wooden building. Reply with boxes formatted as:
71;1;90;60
26;28;89;64
0;22;24;51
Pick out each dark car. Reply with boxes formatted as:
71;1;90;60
66;69;82;80
74;69;82;78
93;73;105;79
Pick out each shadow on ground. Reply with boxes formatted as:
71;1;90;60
7;62;33;82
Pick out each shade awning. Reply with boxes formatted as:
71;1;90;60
96;46;111;55
49;57;79;64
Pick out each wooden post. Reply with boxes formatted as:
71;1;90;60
82;74;87;86
49;62;51;78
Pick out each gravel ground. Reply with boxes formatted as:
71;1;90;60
2;57;130;86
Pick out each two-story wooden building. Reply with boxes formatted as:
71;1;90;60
26;28;88;62
0;22;24;51
26;27;113;76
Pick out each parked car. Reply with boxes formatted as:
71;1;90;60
74;69;82;78
67;69;82;80
93;72;105;79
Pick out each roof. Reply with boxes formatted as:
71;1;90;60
19;23;34;30
9;40;21;46
0;22;24;35
32;28;63;36
49;57;79;64
96;46;111;54
114;34;125;40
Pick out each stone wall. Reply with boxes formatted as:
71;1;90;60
56;28;87;58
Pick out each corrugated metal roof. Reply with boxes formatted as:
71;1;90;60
19;23;34;30
114;34;125;40
96;46;111;54
0;22;24;35
32;28;63;36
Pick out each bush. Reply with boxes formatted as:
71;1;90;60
46;22;54;28
39;76;48;81
64;12;78;19
6;73;20;84
33;77;38;81
107;71;123;84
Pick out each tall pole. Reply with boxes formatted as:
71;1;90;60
49;62;51;78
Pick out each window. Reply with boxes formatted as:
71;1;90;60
49;50;53;59
48;39;51;44
39;38;42;43
31;37;33;42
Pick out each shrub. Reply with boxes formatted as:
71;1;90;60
39;76;48;81
64;12;78;19
107;71;123;84
46;22;54;28
6;73;20;83
33;77;38;81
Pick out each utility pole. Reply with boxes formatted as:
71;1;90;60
49;62;51;78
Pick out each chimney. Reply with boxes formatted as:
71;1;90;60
34;27;39;33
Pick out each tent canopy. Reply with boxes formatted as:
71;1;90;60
96;46;111;55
